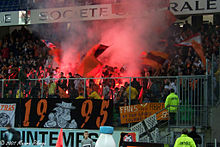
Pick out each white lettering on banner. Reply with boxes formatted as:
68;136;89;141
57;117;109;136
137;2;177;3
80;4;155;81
0;12;19;26
169;0;220;15
0;128;138;147
30;4;112;24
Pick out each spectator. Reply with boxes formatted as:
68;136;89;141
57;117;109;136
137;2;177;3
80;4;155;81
88;89;101;99
103;81;110;99
188;126;202;146
48;73;57;98
57;72;67;91
124;82;138;105
68;72;78;98
131;78;141;92
16;89;24;98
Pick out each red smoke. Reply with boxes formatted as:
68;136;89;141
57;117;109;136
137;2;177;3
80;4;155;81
47;1;173;77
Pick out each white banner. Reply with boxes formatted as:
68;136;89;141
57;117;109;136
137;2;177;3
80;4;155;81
0;11;20;26
169;0;220;15
0;104;16;127
0;0;219;26
30;4;113;24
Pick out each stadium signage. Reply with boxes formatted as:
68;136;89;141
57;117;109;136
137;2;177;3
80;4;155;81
170;0;220;15
28;1;220;24
0;128;138;147
119;103;168;124
0;99;113;129
0;11;19;26
30;4;112;24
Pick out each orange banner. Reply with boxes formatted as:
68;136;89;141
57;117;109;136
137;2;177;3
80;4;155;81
119;103;168;124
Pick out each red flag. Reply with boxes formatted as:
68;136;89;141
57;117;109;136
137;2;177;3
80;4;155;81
138;87;144;103
56;128;63;147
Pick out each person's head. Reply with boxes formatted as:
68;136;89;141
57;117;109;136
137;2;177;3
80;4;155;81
170;89;175;93
84;131;89;139
61;72;64;76
124;82;129;88
191;126;196;132
182;128;188;135
6;123;12;130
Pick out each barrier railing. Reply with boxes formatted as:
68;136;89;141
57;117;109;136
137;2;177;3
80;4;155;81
0;75;214;105
167;105;209;127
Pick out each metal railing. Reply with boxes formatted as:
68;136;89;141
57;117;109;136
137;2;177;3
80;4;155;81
167;105;209;127
0;75;215;104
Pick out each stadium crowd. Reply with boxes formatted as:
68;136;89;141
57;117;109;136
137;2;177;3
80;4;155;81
0;22;219;106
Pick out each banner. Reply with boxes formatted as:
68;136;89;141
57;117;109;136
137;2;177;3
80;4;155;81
119;103;168;124
0;11;20;26
0;104;16;127
0;99;113;129
0;128;138;147
169;0;220;15
30;4;112;24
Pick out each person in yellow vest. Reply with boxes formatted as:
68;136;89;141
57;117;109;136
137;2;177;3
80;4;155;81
48;80;57;98
88;91;101;99
87;84;101;99
174;129;196;147
76;92;85;99
165;89;179;124
124;82;138;105
16;89;24;98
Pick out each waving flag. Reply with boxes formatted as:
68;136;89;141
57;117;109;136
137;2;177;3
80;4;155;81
142;51;169;70
176;33;206;66
42;40;62;65
77;44;109;77
41;40;56;49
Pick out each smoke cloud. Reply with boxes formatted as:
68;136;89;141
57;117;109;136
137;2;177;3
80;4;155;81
31;0;170;77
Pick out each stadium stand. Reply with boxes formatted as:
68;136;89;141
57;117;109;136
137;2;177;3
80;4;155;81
0;0;219;146
0;0;27;12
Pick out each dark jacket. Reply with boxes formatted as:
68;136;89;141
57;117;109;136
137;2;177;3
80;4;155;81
188;131;202;145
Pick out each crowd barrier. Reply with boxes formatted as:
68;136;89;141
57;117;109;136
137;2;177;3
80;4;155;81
0;75;217;106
